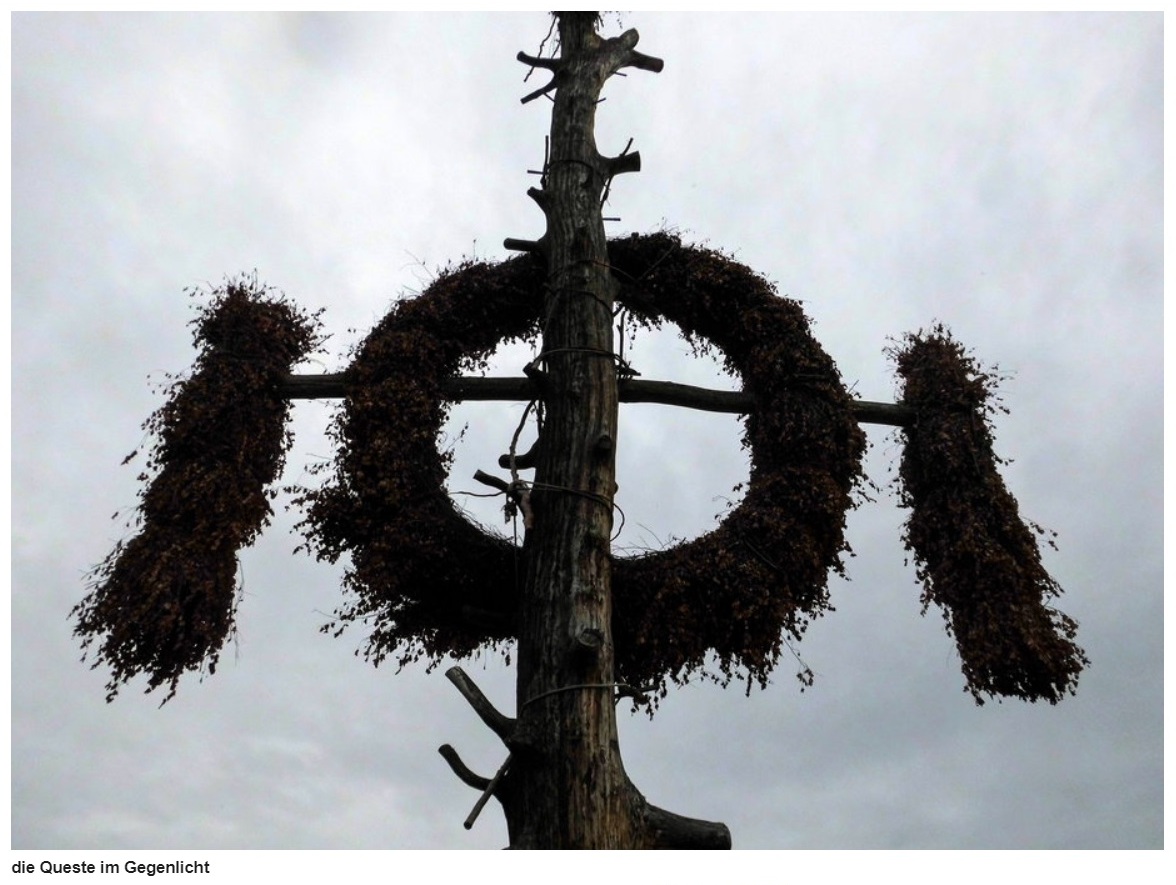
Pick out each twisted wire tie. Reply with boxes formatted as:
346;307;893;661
521;681;649;710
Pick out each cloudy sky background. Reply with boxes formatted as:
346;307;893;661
11;12;1162;856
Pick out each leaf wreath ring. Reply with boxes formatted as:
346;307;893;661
299;232;866;702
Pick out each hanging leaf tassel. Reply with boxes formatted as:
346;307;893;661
73;277;323;703
891;325;1088;704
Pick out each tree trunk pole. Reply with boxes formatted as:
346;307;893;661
495;13;728;849
510;12;632;848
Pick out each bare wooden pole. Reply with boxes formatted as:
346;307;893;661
280;373;915;427
508;12;635;848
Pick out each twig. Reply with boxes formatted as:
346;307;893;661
438;744;489;790
464;755;511;830
445;666;515;744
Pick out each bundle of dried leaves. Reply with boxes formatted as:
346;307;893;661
296;233;867;705
74;277;323;702
607;233;867;699
891;326;1088;703
80;241;1085;712
296;256;544;667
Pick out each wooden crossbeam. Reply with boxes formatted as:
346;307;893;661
281;373;913;427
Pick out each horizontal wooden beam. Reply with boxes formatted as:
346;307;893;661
280;373;914;427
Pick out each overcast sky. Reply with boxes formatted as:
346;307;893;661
10;11;1163;860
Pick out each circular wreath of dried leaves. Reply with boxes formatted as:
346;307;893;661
74;277;324;703
890;325;1088;704
297;232;867;704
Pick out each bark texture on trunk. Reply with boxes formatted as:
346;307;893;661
472;13;729;849
512;12;638;849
